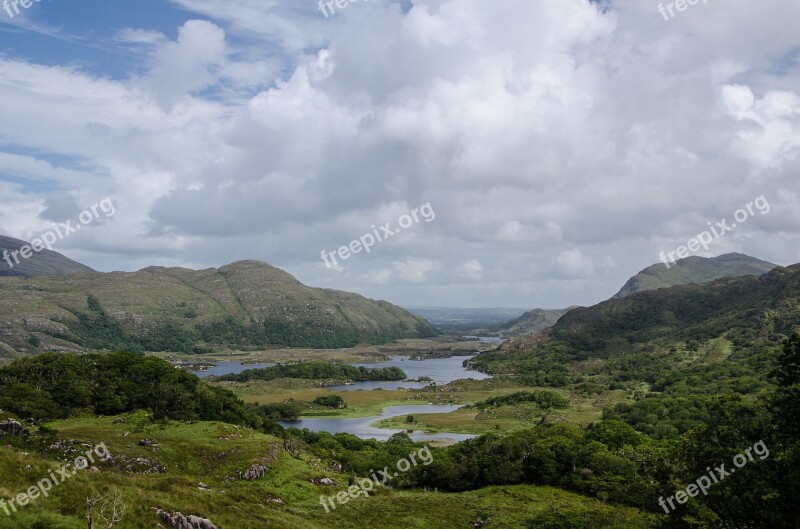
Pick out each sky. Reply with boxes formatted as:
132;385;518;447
0;0;799;309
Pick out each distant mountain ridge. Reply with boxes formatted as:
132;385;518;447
0;260;436;358
613;253;777;298
495;307;576;336
404;306;528;328
0;235;95;277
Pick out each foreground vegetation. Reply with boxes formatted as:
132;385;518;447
0;414;657;529
1;332;799;527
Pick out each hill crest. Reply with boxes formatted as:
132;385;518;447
613;252;777;298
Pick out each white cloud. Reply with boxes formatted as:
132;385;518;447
1;0;800;307
392;259;440;284
115;28;166;44
456;259;483;280
721;85;800;169
554;249;595;279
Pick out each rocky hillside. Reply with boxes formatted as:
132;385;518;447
0;260;436;358
0;234;95;277
613;253;776;298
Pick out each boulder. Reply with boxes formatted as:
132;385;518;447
0;419;29;436
242;464;268;481
156;509;218;529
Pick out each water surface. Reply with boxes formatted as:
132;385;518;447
277;404;475;443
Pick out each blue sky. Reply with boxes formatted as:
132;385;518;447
1;0;799;308
1;1;184;73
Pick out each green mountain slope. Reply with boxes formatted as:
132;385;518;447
471;264;800;391
0;235;95;278
613;252;777;298
495;307;576;336
0;260;436;358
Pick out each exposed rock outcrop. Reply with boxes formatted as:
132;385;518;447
0;419;29;436
156;509;218;529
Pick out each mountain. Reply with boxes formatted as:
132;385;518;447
613;252;777;298
471;263;800;389
494;307;576;336
0;260;436;358
0;235;95;277
404;306;528;329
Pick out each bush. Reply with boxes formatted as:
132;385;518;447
313;395;346;409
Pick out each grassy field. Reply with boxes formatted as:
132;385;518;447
375;388;631;434
147;337;496;367
0;414;659;529
213;375;633;436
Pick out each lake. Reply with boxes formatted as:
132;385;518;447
329;354;491;391
277;404;476;443
191;354;491;392
192;354;490;442
191;361;275;378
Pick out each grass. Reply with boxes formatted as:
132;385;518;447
375;388;631;435
215;376;633;437
220;378;533;420
147;337;497;366
0;414;659;529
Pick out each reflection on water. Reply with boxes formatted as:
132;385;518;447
329;355;491;391
190;354;491;391
192;361;274;378
277;404;475;443
191;355;491;442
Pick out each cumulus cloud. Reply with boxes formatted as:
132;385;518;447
721;85;800;169
554;249;595;279
456;259;483;280
1;0;800;307
114;28;166;45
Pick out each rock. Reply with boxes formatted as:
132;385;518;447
113;456;166;474
139;438;159;448
198;483;209;491
311;477;337;486
0;419;29;436
242;464;268;481
473;517;492;528
156;509;219;529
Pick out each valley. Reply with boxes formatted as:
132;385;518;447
0;252;798;529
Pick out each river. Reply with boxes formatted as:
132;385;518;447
277;404;476;443
190;350;495;442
